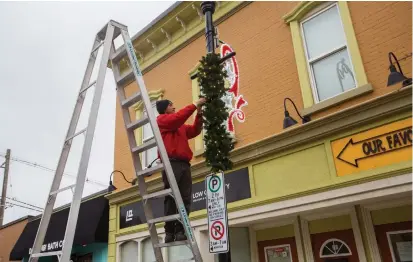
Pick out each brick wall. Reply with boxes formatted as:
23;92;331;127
114;1;412;188
0;219;28;262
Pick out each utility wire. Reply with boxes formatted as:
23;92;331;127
6;201;43;212
6;197;44;210
0;154;107;187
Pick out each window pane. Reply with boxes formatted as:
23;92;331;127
145;146;158;167
302;5;346;60
168;245;193;261
312;48;356;101
120;241;139;262
142;104;158;141
142;238;156;262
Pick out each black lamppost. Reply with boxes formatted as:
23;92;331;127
201;1;217;54
283;98;311;129
387;52;412;87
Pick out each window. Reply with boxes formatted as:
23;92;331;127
120;241;139;262
142;237;156;262
142;102;159;168
386;230;412;262
301;3;356;102
319;238;352;258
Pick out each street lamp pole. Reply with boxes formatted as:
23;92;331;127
201;1;217;54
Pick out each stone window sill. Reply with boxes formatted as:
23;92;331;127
300;83;373;116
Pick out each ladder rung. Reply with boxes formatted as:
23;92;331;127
127;117;149;131
122;92;142;108
31;251;62;258
80;80;97;94
155;240;189;248
143;188;172;200
148;214;180;224
137;163;164;177
50;184;76;196
132;138;157;154
117;69;134;87
91;42;104;54
65;128;87;142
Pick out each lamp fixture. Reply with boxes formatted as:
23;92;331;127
108;170;132;193
387;52;412;87
283;98;311;129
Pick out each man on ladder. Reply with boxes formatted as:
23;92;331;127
156;97;206;243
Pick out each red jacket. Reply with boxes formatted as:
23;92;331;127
157;104;203;162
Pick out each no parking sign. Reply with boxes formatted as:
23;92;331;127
206;172;229;253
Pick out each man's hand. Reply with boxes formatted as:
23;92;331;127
194;97;206;107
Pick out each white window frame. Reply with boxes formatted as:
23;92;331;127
386;229;412;262
300;2;358;103
264;244;293;262
142;101;158;168
319;238;352;258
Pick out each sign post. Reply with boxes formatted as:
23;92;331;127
206;172;230;255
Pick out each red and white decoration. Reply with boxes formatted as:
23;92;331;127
220;43;248;136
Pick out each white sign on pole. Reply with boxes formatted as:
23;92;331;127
206;172;229;254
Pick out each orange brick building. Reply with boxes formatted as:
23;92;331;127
0;216;31;262
107;2;412;262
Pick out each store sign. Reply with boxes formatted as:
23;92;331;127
119;167;251;229
28;240;64;254
331;118;412;177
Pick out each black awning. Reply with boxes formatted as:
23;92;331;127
10;193;108;260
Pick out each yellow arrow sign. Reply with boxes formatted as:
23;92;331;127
331;118;412;177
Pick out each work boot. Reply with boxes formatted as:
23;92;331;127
175;231;187;241
165;232;175;243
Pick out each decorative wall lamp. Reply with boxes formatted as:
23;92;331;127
108;170;132;193
387;52;412;87
283;98;311;129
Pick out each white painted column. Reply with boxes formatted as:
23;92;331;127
300;218;315;262
350;207;367;262
293;217;305;262
359;206;382;262
249;226;259;262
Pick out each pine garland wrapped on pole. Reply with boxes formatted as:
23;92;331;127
197;53;234;173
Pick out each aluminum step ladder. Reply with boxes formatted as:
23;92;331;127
29;20;203;262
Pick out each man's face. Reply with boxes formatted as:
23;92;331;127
165;103;175;114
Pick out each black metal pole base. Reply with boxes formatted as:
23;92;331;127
201;1;216;53
218;251;231;262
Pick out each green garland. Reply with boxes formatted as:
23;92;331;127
197;53;234;173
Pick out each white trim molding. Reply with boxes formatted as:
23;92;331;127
358;205;382;262
300;218;315;262
350;207;367;262
293;217;306;262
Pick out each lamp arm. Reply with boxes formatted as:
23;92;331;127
110;170;132;184
284;98;305;120
389;52;404;76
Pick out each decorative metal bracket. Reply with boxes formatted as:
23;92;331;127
161;28;172;44
176;16;187;32
146;39;157;52
192;4;203;21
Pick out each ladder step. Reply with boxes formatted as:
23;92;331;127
122;92;142;108
137;163;164;177
80;80;97;94
142;188;172;200
148;214;180;224
65;128;87;142
50;184;76;196
127;117;149;131
155;240;189;248
91;41;104;54
132;138;157;154
31;251;62;258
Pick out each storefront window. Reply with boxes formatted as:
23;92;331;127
120;241;139;262
319;238;351;258
264;244;293;262
387;230;412;262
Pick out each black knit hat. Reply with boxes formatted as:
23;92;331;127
156;99;172;114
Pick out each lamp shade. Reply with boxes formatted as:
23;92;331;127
108;181;117;193
387;64;408;86
283;111;298;129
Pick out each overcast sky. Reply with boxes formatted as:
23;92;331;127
0;1;174;224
